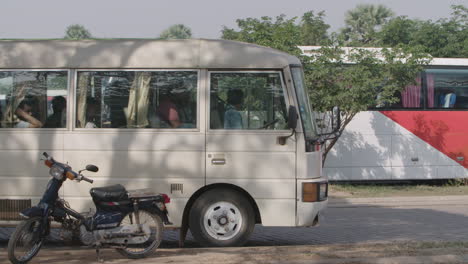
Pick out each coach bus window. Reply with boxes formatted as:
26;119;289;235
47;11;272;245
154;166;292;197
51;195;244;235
0;71;68;128
374;76;423;109
425;69;468;109
210;72;288;130
76;71;197;129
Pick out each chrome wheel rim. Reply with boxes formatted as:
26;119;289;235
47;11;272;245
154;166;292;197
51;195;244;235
203;202;242;241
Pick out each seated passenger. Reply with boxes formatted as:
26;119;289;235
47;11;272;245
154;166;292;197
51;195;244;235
156;93;182;128
44;96;66;128
15;98;42;128
224;89;244;129
439;89;457;108
85;98;100;128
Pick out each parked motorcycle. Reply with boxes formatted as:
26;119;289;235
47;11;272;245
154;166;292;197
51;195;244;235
7;152;171;264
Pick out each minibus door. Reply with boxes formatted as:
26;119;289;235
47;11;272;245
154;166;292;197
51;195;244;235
205;71;297;226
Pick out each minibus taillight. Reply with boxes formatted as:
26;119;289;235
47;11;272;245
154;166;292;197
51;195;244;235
161;194;170;204
302;182;328;202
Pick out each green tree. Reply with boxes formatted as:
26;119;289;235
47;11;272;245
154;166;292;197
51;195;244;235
378;5;468;57
340;4;395;45
221;13;430;161
221;14;302;56
159;24;192;39
64;24;92;40
377;16;417;46
299;11;331;45
304;46;431;160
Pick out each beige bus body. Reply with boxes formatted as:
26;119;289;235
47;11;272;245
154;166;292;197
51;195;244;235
0;39;326;245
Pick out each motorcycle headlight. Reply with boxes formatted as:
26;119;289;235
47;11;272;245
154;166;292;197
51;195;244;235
49;165;65;180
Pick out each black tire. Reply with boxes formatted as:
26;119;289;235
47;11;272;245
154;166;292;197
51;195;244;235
8;217;44;264
115;210;163;259
189;188;255;247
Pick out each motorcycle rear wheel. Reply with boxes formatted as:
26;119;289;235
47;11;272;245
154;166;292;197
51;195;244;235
115;210;163;259
8;217;45;264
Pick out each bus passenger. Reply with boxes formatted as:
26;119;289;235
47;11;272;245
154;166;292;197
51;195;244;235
85;97;100;128
44;96;66;128
15;98;42;128
224;89;244;129
157;93;182;128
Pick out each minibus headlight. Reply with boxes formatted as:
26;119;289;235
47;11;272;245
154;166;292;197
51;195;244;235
49;165;65;180
302;182;328;202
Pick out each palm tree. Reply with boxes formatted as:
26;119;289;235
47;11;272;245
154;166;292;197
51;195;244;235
341;4;394;45
159;24;192;39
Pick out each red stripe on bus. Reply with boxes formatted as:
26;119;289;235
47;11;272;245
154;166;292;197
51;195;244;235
380;111;468;168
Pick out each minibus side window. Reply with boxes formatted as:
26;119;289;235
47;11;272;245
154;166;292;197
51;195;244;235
210;72;288;130
76;71;198;129
0;71;68;129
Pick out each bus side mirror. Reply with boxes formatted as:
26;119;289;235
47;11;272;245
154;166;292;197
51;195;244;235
331;106;341;133
287;106;298;130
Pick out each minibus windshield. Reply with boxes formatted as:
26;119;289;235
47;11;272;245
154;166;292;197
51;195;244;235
291;67;318;140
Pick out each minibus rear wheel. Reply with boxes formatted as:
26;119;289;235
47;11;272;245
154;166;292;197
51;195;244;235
189;188;255;247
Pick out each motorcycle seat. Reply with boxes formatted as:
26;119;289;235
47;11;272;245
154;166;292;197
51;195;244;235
90;184;128;202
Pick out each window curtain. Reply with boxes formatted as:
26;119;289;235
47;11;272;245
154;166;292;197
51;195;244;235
401;76;422;108
3;76;27;127
426;74;435;108
76;74;90;128
126;72;151;128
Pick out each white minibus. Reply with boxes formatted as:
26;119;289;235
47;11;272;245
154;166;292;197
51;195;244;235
0;39;334;246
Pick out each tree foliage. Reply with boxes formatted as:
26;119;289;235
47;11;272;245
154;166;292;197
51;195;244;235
377;5;467;57
300;11;331;45
159;24;192;39
221;11;432;161
303;46;431;159
64;24;92;40
222;15;303;56
340;4;395;45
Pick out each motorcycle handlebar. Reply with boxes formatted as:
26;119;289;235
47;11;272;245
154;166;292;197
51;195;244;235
42;152;94;184
81;175;94;184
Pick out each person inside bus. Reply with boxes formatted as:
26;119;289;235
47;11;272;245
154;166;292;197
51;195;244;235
44;96;66;128
224;89;244;129
439;88;457;108
15;98;42;128
85;97;100;128
156;92;182;128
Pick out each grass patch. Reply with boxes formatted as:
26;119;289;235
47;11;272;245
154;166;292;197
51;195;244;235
330;182;468;198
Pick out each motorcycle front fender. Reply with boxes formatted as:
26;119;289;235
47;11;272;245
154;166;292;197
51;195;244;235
19;206;44;219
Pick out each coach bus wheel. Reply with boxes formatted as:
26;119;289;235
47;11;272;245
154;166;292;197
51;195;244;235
189;188;255;247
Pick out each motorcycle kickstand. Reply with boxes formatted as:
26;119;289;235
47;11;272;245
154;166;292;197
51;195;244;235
95;243;104;263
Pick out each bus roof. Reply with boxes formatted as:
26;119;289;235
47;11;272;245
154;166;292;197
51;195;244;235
299;46;468;66
0;39;300;69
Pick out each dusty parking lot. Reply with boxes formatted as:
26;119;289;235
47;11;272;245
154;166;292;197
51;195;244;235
3;195;468;263
2;242;468;264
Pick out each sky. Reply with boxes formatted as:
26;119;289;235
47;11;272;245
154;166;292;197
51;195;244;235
1;0;467;39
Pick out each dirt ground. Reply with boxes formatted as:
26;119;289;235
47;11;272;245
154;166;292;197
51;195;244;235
2;241;468;264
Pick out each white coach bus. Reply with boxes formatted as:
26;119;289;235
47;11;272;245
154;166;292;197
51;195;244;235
0;39;335;247
300;46;468;181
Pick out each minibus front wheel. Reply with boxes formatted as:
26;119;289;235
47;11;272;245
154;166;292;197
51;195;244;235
189;188;255;247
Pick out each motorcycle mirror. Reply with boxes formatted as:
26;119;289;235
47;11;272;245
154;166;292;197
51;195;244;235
86;165;99;173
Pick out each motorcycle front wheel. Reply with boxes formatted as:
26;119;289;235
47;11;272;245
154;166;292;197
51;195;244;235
115;210;163;259
8;217;45;264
